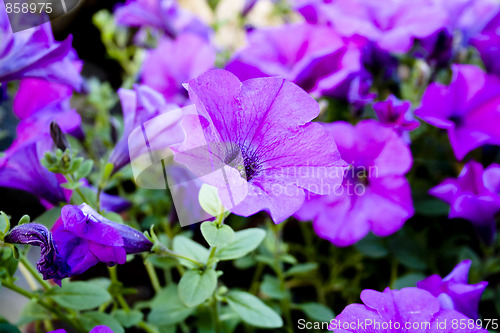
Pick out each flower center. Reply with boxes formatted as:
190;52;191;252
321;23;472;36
224;144;261;182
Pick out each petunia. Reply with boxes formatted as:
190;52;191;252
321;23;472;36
329;287;488;332
295;120;414;246
316;0;448;54
415;64;500;160
52;203;152;277
49;325;113;333
417;260;488;320
108;84;185;172
0;137;67;207
175;69;347;223
225;23;361;99
471;10;500;76
4;223;71;280
373;95;419;143
429;160;500;241
141;33;215;105
114;0;210;40
0;10;82;90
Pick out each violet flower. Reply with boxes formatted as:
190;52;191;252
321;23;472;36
177;69;347;223
114;0;210;40
0;137;67;207
108;84;185;172
329;287;488;332
49;326;112;333
225;23;361;99
373;95;419;143
141;33;215;105
4;223;71;280
471;11;500;76
415;64;500;160
318;0;448;53
417;260;488;320
52;204;152;276
429;161;500;241
0;10;82;90
295;120;414;246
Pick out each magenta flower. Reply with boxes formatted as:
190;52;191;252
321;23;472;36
329;287;488;332
417;260;488;320
373;95;419;143
52;204;152;277
0;11;83;90
226;23;361;98
141;33;215;105
471;10;500;76
415;64;500;160
114;0;210;39
318;0;448;53
4;223;71;280
49;326;112;333
109;84;185;172
295;120;413;246
177;69;347;223
429;161;500;238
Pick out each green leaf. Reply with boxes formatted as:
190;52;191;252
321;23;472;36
284;263;318;277
18;215;30;225
414;199;449;216
0;319;20;333
113;309;142;328
34;207;61;229
178;269;217;307
393;273;427;289
260;275;289;300
355;233;388;258
199;184;225;217
148;285;195;325
61;180;85;190
201;222;235;248
0;212;10;235
226;291;283;328
75;159;94;180
80;311;124;333
300;303;334;322
388;232;427;270
216;229;266;261
49;281;112;310
173;235;209;267
17;300;51;325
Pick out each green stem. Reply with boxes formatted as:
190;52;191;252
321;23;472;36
211;295;221;333
20;256;52;290
154;245;204;268
66;174;90;204
2;281;85;333
144;257;162;293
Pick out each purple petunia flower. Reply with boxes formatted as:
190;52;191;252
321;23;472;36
0;137;67;207
225;23;362;99
114;0;210;40
373;95;419;143
141;33;216;105
417;260;488;320
4;223;71;280
429;160;500;239
109;84;185;172
316;0;448;54
176;69;347;223
471;9;500;76
295;120;414;246
329;287;488;332
52;203;152;277
0;10;83;90
49;325;113;333
415;64;500;160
